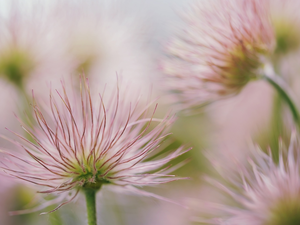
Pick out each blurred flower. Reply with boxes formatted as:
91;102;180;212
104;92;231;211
195;133;300;225
56;1;106;75
55;0;153;90
0;1;64;90
162;0;274;111
271;0;300;55
0;77;189;213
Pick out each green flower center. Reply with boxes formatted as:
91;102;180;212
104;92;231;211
266;199;300;225
217;40;268;90
70;156;111;191
69;35;100;73
76;55;96;73
273;17;300;55
0;47;34;87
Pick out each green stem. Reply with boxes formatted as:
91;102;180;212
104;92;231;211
17;86;35;124
15;86;37;143
263;64;300;125
84;189;97;225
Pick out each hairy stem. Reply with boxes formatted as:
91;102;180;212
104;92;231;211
84;189;97;225
263;64;299;125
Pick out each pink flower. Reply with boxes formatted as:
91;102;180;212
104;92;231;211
0;77;189;213
53;0;152;88
195;133;300;225
162;0;274;111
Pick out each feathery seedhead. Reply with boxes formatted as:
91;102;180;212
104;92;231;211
196;134;300;225
0;77;189;212
162;0;274;111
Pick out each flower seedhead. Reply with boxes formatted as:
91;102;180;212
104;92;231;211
196;134;300;225
162;0;274;111
0;76;189;212
0;46;35;87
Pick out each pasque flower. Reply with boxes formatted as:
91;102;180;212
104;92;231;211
162;0;274;111
55;0;151;85
195;134;300;225
0;1;63;89
0;77;189;217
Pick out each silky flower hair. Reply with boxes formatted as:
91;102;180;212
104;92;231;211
195;134;300;225
0;77;189;213
162;0;274;111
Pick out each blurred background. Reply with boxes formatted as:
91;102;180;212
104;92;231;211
0;0;298;224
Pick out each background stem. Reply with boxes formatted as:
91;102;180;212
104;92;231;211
263;65;300;125
84;189;97;225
